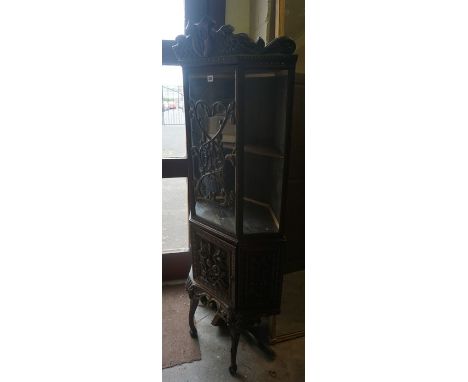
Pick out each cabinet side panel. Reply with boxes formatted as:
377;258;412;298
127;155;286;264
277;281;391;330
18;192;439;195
237;243;283;313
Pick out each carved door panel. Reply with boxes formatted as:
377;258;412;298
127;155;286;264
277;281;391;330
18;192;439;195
190;224;235;305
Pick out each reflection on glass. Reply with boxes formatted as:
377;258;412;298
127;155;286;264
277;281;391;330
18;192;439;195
162;66;186;158
188;70;236;233
162;178;189;252
243;70;288;234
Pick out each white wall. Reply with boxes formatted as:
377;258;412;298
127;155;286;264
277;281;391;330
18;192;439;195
225;0;251;35
225;0;274;41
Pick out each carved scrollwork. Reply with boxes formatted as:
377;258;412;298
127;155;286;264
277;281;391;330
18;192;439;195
186;275;259;329
190;99;236;207
172;16;296;61
197;238;229;292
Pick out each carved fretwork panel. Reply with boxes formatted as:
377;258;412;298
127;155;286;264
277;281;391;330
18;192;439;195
189;99;236;207
191;226;235;304
237;245;283;312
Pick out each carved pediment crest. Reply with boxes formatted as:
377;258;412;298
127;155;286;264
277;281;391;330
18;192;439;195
172;16;296;60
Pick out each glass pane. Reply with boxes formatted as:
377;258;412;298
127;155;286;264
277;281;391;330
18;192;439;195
160;0;184;40
188;69;236;233
162;178;189;253
243;70;289;234
162;66;186;158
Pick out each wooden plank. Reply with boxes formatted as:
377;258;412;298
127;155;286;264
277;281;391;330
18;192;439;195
162;158;188;178
162;251;192;281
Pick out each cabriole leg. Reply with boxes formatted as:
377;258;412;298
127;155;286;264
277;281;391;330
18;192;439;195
188;295;199;338
229;326;241;375
186;272;199;338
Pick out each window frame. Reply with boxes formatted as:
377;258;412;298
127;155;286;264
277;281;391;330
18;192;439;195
162;1;225;280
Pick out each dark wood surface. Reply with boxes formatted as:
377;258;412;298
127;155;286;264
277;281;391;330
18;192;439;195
283;73;305;274
162;251;191;282
162;157;188;178
177;20;298;375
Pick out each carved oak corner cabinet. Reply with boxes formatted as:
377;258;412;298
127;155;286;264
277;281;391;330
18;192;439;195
172;17;297;375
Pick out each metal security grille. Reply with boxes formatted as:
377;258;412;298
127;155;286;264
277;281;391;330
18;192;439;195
162;85;185;125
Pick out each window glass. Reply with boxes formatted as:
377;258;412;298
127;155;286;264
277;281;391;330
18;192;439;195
162;66;186;158
162;177;189;253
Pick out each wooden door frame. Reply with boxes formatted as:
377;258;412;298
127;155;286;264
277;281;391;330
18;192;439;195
162;0;225;281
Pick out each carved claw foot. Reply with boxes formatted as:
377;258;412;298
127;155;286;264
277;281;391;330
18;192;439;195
229;365;237;376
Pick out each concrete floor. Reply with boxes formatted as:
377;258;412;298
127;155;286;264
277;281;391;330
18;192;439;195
162;303;305;382
162;122;186;158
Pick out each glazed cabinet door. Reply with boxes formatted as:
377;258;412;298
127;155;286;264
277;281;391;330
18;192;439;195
186;67;237;236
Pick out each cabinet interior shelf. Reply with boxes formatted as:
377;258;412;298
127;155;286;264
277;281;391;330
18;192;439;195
195;197;279;234
244;144;284;159
222;142;284;159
